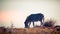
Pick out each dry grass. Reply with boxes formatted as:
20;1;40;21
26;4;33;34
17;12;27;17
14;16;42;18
0;19;60;34
0;27;60;34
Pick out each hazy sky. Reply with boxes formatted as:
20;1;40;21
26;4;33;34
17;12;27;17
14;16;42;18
0;0;60;28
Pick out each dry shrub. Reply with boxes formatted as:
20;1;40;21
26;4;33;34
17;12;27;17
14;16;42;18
43;18;56;28
53;25;60;34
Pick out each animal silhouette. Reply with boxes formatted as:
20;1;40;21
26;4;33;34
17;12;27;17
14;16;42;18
24;13;44;28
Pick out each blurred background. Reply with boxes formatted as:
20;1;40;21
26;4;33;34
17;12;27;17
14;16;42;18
0;0;60;28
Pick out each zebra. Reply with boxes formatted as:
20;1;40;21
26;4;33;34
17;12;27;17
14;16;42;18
24;13;44;28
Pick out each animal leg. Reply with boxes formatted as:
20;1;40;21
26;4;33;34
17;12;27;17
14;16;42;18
33;21;35;27
28;22;31;28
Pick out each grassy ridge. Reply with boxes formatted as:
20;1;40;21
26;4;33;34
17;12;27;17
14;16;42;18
0;27;60;34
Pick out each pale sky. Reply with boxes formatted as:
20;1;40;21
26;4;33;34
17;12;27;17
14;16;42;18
0;0;60;28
